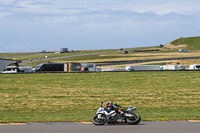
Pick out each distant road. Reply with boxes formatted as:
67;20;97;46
0;122;199;133
20;53;98;65
19;53;200;66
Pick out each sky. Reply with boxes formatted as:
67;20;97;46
1;0;200;53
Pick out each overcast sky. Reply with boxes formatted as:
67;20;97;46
1;0;200;53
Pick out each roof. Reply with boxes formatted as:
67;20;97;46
0;58;21;72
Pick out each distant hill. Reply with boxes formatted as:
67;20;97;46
169;36;200;50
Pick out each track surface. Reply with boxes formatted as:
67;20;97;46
0;122;199;133
20;53;98;65
18;52;200;66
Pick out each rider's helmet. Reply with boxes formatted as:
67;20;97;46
106;100;113;107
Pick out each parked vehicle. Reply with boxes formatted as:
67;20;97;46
126;65;161;71
179;49;188;52
189;64;200;70
19;67;33;73
2;66;33;73
2;66;20;73
81;63;101;72
101;67;126;72
92;101;141;125
35;63;81;72
161;65;186;70
122;51;128;54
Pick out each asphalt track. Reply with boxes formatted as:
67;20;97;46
19;53;98;65
95;56;200;66
18;51;200;66
0;122;199;133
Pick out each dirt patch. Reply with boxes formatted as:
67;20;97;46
164;44;188;49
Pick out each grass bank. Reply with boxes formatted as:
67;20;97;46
171;36;200;50
0;72;200;123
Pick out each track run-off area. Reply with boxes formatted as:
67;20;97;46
0;121;200;133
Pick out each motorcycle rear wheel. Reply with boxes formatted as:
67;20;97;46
126;114;141;125
92;114;107;125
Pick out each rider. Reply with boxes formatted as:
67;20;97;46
105;100;125;114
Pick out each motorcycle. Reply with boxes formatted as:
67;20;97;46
92;101;141;125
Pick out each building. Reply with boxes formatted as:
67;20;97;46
0;58;21;72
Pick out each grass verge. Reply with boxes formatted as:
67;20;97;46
0;72;200;123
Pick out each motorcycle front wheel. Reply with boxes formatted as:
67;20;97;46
126;113;141;125
92;114;107;125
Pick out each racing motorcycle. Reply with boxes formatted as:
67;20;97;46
92;101;141;125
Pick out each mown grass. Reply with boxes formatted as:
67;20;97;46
0;72;200;123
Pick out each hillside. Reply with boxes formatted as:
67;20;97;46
1;36;200;67
170;36;200;50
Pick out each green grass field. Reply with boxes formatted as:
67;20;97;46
1;36;200;123
171;36;200;50
0;53;36;58
19;36;200;67
5;50;107;61
2;36;200;68
0;72;200;123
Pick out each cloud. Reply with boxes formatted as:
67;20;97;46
1;0;200;52
1;0;200;15
0;0;15;5
1;0;200;18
